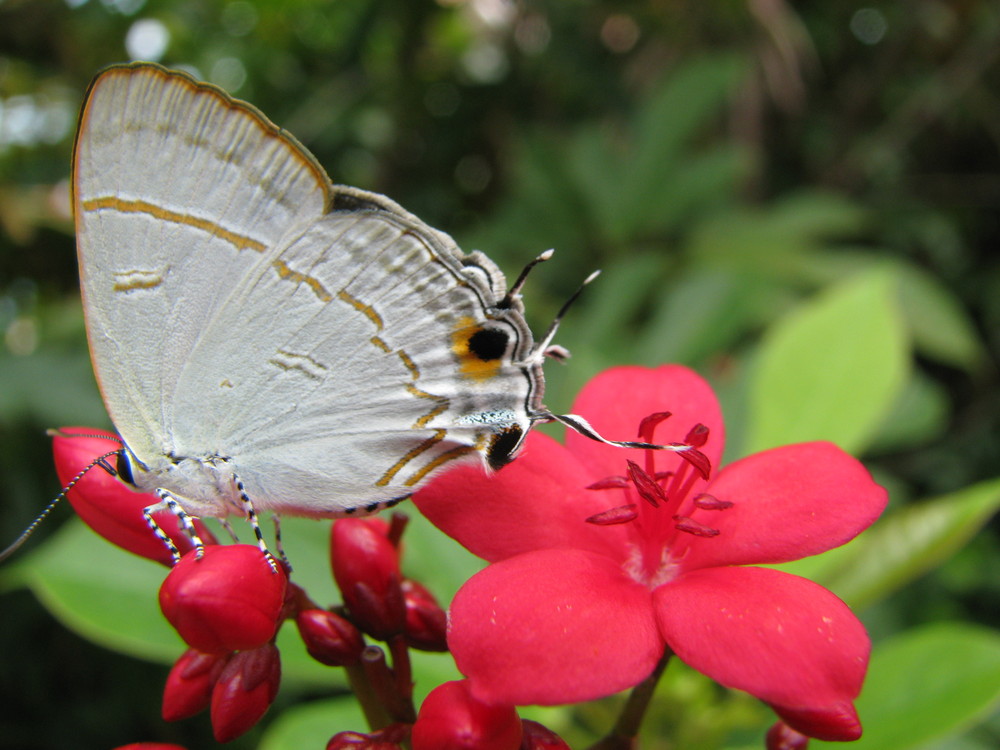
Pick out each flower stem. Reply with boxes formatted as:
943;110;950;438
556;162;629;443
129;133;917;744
587;650;673;750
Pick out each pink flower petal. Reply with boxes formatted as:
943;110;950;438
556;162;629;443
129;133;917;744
653;567;869;720
449;548;662;706
679;442;888;570
564;365;726;479
414;432;630;563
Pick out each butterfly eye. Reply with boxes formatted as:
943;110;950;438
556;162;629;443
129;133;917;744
116;448;136;486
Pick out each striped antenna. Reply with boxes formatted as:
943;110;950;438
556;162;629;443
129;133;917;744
0;435;122;563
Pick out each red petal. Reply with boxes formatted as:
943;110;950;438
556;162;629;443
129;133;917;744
210;643;281;742
449;548;662;705
678;442;888;570
414;432;630;564
653;567;869;716
564;366;726;480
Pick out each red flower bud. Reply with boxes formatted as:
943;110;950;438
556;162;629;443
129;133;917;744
330;519;405;639
296;608;365;666
162;648;230;721
771;701;862;742
210;643;281;742
159;545;287;654
113;745;188;750
766;721;810;750
401;579;447;652
519;720;571;749
52;427;216;565
326;724;408;749
411;680;522;750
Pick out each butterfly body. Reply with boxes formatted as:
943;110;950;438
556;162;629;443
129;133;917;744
74;63;541;520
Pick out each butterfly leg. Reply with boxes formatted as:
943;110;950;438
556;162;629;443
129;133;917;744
234;477;279;573
145;490;206;564
272;515;292;573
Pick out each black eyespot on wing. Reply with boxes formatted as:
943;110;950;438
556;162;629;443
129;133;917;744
487;425;524;471
468;327;509;361
116;449;136;486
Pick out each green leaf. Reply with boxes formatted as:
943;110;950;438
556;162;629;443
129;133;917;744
866;369;950;453
813;623;1000;750
895;263;987;374
776;476;1000;611
745;268;909;455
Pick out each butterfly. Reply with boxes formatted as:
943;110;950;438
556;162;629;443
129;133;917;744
70;62;675;559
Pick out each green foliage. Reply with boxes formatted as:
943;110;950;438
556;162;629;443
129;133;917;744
2;1;999;748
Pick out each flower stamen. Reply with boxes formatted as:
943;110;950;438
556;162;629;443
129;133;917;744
673;516;720;537
586;476;630;490
693;493;733;511
627;460;665;508
585;504;639;526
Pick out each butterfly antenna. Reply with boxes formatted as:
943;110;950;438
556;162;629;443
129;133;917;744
0;448;121;563
500;249;554;309
532;269;600;361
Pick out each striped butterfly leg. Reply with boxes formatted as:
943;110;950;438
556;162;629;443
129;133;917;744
234;476;279;574
145;490;208;565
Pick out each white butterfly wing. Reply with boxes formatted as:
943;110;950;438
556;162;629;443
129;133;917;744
74;63;539;517
74;64;330;469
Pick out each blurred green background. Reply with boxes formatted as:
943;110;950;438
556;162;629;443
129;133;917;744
2;1;999;748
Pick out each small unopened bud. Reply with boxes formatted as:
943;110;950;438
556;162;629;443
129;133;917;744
402;579;447;652
210;643;281;742
162;648;230;721
326;724;408;749
296;608;365;666
330;519;405;639
112;744;188;750
411;680;522;750
159;545;287;654
520;719;571;749
766;721;810;750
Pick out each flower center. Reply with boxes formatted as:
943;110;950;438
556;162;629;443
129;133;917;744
585;414;731;586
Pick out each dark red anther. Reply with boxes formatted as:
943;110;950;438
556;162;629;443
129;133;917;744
672;445;711;479
693;493;733;510
674;516;720;538
586;475;630;490
585;504;638;526
626;460;665;508
637;411;672;443
684;423;710;448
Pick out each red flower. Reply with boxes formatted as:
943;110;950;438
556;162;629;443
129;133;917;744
415;365;887;742
162;648;230;721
